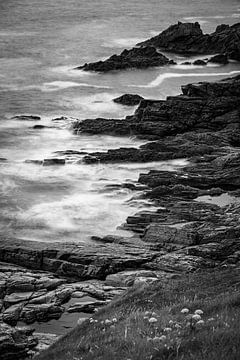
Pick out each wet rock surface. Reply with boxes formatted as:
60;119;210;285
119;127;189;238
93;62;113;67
76;45;175;72
113;94;144;106
75;21;240;74
138;22;240;60
11;115;41;121
0;323;38;360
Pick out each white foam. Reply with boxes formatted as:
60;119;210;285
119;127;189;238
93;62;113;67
3;81;112;92
133;70;240;88
184;15;226;20
172;64;209;70
50;65;95;78
71;92;133;116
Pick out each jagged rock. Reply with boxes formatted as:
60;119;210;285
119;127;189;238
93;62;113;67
0;323;38;360
193;59;207;66
43;158;65;166
145;251;216;272
11;115;41;121
113;94;144;106
0;239;157;281
34;332;59;353
25;160;43;165
74;76;240;143
76;46;175;72
138;22;240;60
208;54;229;64
143;222;200;246
105;270;166;287
67;300;107;314
33;125;52;129
20;303;64;324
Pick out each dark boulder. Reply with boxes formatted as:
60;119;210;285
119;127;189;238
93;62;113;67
11;115;41;121
76;46;174;72
193;59;207;66
208;54;229;64
138;22;240;60
43;158;65;166
113;94;144;106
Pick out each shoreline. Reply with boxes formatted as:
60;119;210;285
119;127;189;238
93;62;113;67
1;20;240;360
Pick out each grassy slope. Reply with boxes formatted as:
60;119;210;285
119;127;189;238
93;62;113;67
36;267;240;360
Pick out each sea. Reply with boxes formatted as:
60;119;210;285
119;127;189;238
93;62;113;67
0;0;240;244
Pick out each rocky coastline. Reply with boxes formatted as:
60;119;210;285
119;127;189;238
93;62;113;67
1;21;240;360
76;21;240;72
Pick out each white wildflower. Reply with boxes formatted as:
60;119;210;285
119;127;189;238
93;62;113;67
149;317;158;324
105;319;112;325
112;318;117;323
169;320;174;325
152;336;163;342
207;318;215;322
181;308;190;314
196;320;205;327
195;309;204;315
159;335;167;341
145;311;151;316
192;314;202;321
164;327;172;332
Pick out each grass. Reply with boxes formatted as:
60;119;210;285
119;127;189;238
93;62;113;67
36;267;240;360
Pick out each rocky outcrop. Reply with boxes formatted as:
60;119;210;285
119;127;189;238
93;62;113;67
138;22;240;60
75;22;240;75
11;115;41;121
72;76;240;164
0;323;38;360
208;54;229;64
113;94;144;106
76;46;175;72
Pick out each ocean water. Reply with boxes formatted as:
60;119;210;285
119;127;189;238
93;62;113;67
0;0;240;243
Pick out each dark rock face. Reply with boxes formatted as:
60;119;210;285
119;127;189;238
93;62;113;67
73;76;240;165
74;21;240;75
138;22;240;60
76;46;174;72
0;323;38;360
208;54;229;64
193;59;207;66
113;94;144;106
43;158;65;166
11;115;41;121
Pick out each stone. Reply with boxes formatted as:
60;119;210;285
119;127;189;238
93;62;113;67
67;300;107;314
76;46;174;72
0;323;38;360
105;270;164;287
138;22;240;60
143;222;200;246
208;54;229;64
113;94;144;106
193;59;207;66
11;115;41;121
43;158;65;166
